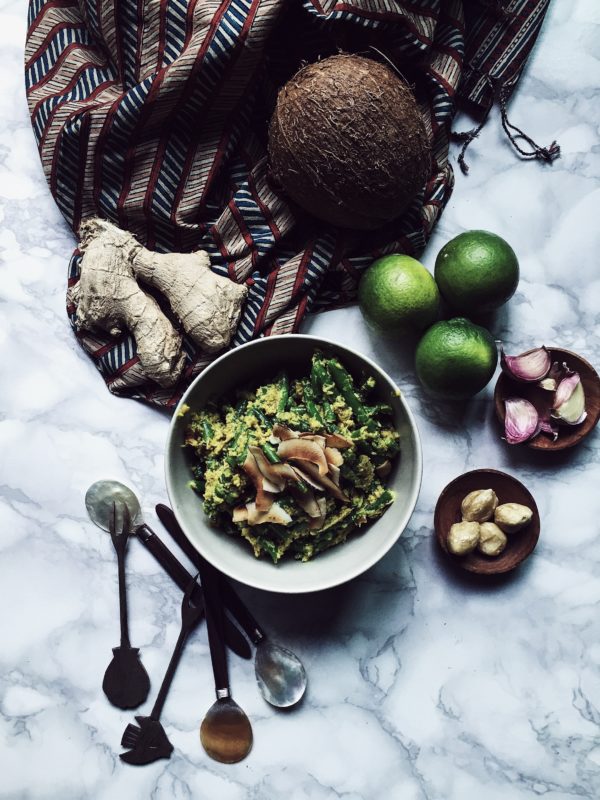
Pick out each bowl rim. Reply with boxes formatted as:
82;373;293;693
164;334;423;593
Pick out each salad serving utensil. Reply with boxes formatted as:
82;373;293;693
197;557;253;763
156;503;307;707
85;480;251;660
120;576;204;765
99;501;150;709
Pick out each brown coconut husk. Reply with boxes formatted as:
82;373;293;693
268;54;431;231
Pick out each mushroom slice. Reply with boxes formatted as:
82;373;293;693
246;501;292;526
375;459;392;478
278;438;329;476
324;447;343;467
242;450;276;512
309;497;328;531
289;459;349;503
272;423;298;441
290;485;321;518
290;465;324;492
299;433;327;450
328;463;341;487
263;477;282;494
232;506;249;523
248;446;288;491
324;432;353;449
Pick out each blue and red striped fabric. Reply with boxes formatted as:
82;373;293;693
25;0;550;408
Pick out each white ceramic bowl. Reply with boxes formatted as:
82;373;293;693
165;335;422;593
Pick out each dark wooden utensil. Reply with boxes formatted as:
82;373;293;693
154;503;307;708
134;522;251;660
434;469;540;575
198;557;252;763
494;348;600;450
120;576;204;765
102;502;150;709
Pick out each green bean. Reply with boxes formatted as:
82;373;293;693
328;359;368;425
277;373;289;413
322;400;337;427
364;490;394;514
303;380;324;425
201;420;213;442
367;403;393;417
251;407;272;428
262;442;280;464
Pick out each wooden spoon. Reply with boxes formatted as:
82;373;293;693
198;558;252;763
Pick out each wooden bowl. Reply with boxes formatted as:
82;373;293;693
434;469;540;575
494;348;600;451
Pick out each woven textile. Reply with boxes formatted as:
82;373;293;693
25;0;550;408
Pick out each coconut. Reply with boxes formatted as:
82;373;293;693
268;54;431;231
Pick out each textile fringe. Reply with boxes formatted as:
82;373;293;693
452;75;560;174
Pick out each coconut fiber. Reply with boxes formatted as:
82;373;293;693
25;0;554;408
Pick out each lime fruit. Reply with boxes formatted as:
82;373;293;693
415;317;498;399
434;230;519;314
358;254;440;333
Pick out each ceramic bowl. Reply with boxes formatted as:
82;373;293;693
165;335;422;593
435;468;540;575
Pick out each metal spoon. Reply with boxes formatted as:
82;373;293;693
220;581;307;708
155;503;307;707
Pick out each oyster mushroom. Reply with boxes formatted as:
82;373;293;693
278;438;329;476
246;501;292;526
242;450;276;512
324;432;353;449
324;447;343;467
289;459;349;503
272;423;298;441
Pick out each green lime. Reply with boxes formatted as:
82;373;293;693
434;230;519;314
415;317;498;398
358;254;440;333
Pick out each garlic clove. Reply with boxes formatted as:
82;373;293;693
501;346;551;382
538;418;559;441
503;397;539;444
538;378;557;391
551;373;587;425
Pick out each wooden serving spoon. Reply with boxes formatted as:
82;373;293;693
198;558;252;763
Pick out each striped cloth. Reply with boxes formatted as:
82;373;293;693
25;0;551;408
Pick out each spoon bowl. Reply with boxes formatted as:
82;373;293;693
86;480;143;530
200;697;253;764
255;641;306;708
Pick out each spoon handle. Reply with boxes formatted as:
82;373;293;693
109;503;131;648
198;559;230;697
150;578;203;720
218;578;265;646
135;521;251;660
154;504;262;649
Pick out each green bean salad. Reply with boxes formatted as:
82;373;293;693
183;350;400;563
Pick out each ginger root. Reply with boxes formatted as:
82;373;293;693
71;218;247;387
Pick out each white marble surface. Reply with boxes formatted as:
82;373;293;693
1;1;600;797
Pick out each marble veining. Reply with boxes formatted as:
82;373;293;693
1;0;599;797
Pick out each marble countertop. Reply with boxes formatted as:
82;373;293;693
1;1;599;798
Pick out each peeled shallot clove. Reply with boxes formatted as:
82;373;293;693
551;373;587;425
501;346;551;382
504;397;539;444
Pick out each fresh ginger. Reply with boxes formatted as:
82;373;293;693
70;218;247;387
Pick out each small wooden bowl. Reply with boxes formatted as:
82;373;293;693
494;348;600;451
434;469;540;575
